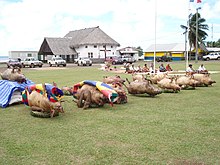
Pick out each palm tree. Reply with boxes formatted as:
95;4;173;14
180;12;209;54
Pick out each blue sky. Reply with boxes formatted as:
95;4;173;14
0;0;219;56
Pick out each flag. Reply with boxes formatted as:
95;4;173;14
190;0;202;3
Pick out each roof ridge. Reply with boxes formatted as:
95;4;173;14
68;26;99;33
79;26;99;43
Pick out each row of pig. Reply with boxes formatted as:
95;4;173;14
100;72;216;98
65;72;216;110
0;67;216;118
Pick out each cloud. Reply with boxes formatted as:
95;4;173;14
0;0;219;56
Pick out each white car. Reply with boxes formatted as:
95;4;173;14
76;57;92;66
121;55;136;64
203;52;220;61
48;57;66;67
22;57;43;68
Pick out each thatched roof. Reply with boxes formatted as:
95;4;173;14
38;38;77;55
65;26;120;47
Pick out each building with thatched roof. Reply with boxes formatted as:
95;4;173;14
38;26;120;63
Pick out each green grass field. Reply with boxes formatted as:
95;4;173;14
0;61;220;164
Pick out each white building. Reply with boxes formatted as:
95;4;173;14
8;51;39;60
38;26;120;63
117;46;140;61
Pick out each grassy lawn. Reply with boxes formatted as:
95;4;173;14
0;61;220;164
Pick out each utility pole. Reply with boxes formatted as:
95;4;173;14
211;23;213;47
195;7;201;63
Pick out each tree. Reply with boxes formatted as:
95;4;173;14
136;46;143;57
207;39;220;47
180;12;209;51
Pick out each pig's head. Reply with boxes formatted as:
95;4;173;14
51;101;64;113
16;74;27;83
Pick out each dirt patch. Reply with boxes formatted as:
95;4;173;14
105;69;126;74
31;67;67;71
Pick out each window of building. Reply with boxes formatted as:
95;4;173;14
27;53;32;57
111;46;113;48
94;45;97;48
85;45;88;48
88;52;93;58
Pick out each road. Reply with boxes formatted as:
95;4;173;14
0;63;101;72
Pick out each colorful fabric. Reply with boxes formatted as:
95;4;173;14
73;80;118;103
190;0;201;3
0;79;34;108
22;83;64;106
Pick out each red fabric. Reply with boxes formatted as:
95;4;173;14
197;0;201;3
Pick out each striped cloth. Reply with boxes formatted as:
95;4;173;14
73;80;118;103
22;83;64;106
0;79;34;108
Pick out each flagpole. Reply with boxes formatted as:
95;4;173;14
154;0;157;73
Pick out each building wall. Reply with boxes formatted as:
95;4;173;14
133;53;139;61
118;47;139;61
172;52;185;61
120;52;139;61
144;52;184;61
8;51;39;60
144;52;164;61
75;44;118;59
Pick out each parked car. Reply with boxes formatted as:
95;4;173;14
121;55;136;64
156;55;172;62
48;56;66;67
105;56;124;65
203;52;220;61
6;58;22;68
21;57;43;68
76;57;92;66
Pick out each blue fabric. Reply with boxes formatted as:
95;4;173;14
45;83;64;98
0;79;34;108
